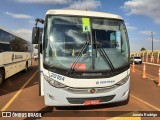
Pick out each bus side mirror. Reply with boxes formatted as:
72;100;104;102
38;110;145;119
32;27;40;44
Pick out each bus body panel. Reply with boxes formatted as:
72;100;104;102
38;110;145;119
46;10;123;20
0;52;32;79
43;69;130;106
40;53;44;96
42;68;129;88
0;52;31;65
39;32;44;96
44;81;130;106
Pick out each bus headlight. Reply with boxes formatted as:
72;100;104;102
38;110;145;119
43;74;66;88
115;75;130;86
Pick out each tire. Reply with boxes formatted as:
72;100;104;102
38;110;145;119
23;63;28;72
123;95;130;104
0;69;4;85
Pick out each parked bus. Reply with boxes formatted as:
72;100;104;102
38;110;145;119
0;27;33;85
32;10;130;106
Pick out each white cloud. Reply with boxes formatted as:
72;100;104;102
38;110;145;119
5;12;33;19
66;0;101;10
123;0;160;24
125;22;137;31
146;38;160;42
15;0;101;10
126;26;137;31
29;20;35;25
15;0;72;4
140;30;157;35
140;30;159;42
12;29;32;42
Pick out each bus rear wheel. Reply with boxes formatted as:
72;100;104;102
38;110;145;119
0;69;4;85
23;62;28;72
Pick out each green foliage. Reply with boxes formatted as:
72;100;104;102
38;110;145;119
10;37;28;52
34;45;38;49
140;47;146;51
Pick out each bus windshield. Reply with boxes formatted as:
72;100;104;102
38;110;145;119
44;16;129;72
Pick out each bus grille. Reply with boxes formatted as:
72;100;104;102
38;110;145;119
63;85;118;94
67;95;115;104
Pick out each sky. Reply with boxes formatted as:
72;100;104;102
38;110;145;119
0;0;160;52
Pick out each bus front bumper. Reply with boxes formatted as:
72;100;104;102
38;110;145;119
43;79;130;106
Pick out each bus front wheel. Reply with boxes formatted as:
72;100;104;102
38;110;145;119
0;69;4;85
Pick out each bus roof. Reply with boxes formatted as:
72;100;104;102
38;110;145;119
46;10;123;20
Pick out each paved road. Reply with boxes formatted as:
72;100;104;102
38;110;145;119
133;63;159;80
0;61;160;120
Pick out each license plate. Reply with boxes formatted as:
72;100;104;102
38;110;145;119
84;100;100;105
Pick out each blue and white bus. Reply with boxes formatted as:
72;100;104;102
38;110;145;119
32;10;130;106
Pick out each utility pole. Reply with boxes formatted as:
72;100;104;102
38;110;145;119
151;31;154;62
151;31;153;52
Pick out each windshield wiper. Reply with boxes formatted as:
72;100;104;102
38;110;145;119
68;41;90;75
97;45;115;72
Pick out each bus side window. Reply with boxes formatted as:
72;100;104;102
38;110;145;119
110;31;121;50
110;32;116;48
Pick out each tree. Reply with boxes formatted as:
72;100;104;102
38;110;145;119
140;47;146;51
34;45;38;49
10;38;28;52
